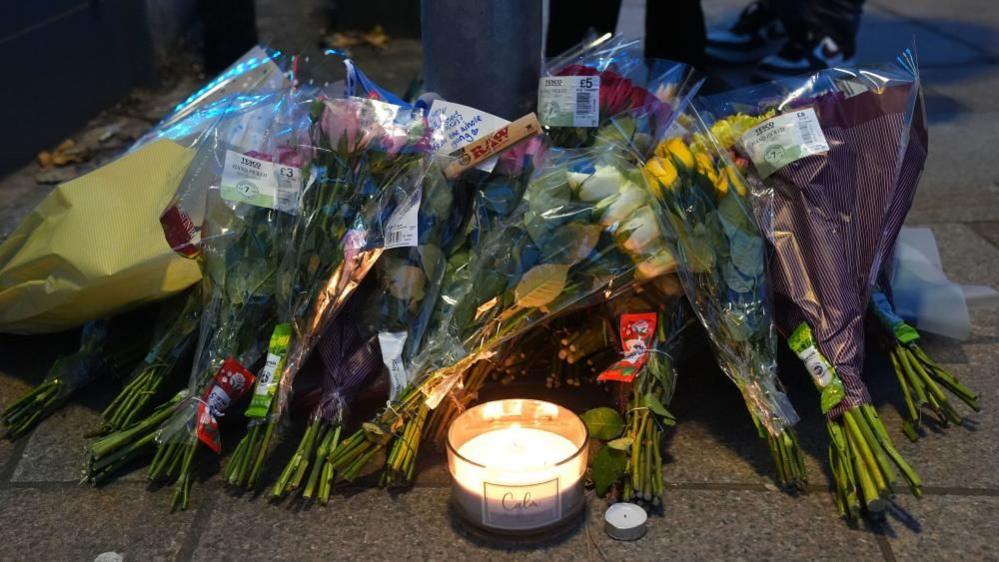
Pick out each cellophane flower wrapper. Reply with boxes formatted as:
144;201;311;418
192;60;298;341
151;84;312;458
542;34;701;156
221;96;447;492
413;142;677;405
131;47;292;152
268;98;440;419
98;288;202;434
872;55;928;302
697;51;925;418
643;108;800;436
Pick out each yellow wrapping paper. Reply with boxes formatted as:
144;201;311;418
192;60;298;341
0;140;203;334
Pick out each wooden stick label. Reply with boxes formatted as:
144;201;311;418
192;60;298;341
444;113;541;178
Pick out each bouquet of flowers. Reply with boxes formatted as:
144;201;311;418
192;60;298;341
268;149;468;500
328;138;680;489
541;34;701;155
643;117;807;488
83;86;308;505
698;50;928;518
269;306;379;502
224;96;437;491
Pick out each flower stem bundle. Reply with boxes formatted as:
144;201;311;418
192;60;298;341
3;314;149;440
872;291;980;440
96;289;202;436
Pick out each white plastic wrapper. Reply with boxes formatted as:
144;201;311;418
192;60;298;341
891;227;999;340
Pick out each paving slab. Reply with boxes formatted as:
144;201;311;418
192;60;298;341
663;348;834;490
929;223;999;287
9;385;145;483
0;484;202;561
921;65;999;116
191;487;593;561
868;0;999;60
587;488;884;561
0;331;79;475
874;344;999;491
883;493;999;560
858;8;986;67
905;114;999;222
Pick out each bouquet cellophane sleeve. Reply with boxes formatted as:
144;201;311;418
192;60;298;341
0;139;203;334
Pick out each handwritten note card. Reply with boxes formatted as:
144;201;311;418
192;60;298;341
428;100;510;173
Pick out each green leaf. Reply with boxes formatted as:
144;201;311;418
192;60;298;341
514;263;569;308
721;308;753;342
643;393;673;420
418;244;445;283
730;231;764;277
722;261;755;294
591;445;627;497
543;222;603;265
682;224;716;273
581;407;625;440
607;436;634;451
718;192;752;236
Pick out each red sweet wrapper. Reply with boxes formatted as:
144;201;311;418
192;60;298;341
196;357;256;453
160;203;200;258
597;312;658;383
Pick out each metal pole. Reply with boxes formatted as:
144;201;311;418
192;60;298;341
421;0;542;120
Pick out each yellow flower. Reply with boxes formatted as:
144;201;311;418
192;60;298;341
725;164;747;197
694;152;719;185
713;169;730;196
707;110;778;149
641;167;663;199
645;156;678;192
710;119;736;149
664;137;694;169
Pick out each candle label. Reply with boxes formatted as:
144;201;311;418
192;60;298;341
597;312;658;383
482;478;561;530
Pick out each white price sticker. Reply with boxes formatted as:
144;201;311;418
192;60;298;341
254;352;282;396
739;108;829;178
378;331;409;400
220;150;302;212
797;345;834;389
538;76;600;128
383;188;420;249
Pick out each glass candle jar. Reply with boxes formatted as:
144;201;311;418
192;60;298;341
446;399;588;534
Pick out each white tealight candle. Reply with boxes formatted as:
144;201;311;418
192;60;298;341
447;400;588;533
604;502;648;541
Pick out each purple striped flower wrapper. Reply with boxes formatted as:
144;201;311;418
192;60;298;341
874;54;929;303
703;52;926;417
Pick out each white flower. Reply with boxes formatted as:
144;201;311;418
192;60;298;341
636;245;677;280
620;206;662;255
571;166;625;202
598;182;647;227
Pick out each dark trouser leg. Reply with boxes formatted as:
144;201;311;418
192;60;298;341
545;0;623;57
644;0;707;67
